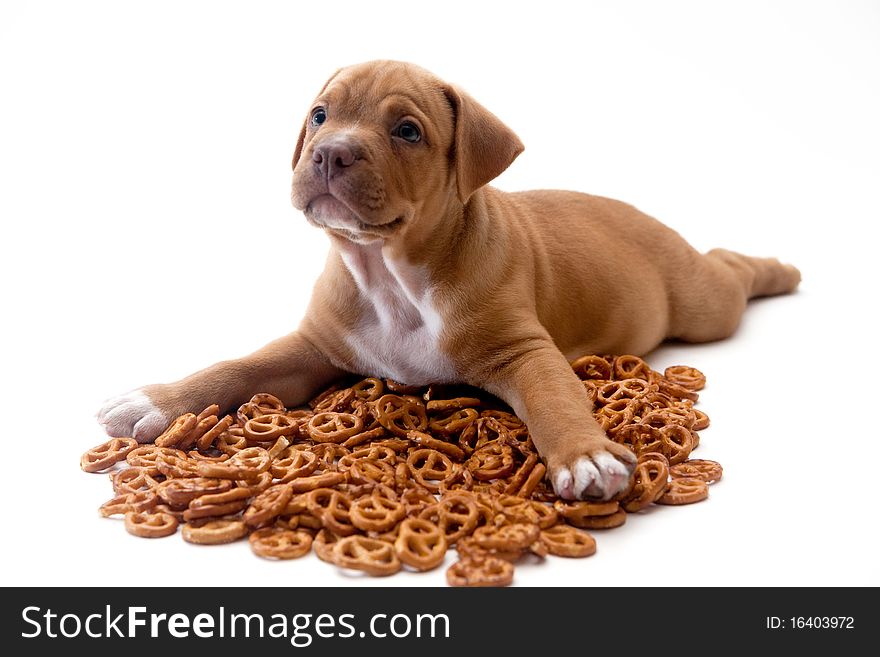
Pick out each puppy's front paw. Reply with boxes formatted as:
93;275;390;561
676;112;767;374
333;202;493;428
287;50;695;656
549;440;637;501
96;388;170;443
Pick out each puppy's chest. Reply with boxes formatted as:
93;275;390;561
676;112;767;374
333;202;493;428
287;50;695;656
339;246;455;385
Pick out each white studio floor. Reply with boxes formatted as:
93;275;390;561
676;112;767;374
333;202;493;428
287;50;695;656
1;1;878;587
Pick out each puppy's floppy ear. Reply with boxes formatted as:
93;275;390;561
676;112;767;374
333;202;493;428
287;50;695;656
443;84;524;203
292;68;342;170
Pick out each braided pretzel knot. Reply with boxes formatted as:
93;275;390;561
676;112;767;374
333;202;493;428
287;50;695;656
249;527;313;559
81;437;138;472
393;518;447;571
332;535;402;576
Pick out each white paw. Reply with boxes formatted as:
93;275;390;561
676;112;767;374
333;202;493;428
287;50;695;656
553;450;635;501
96;390;168;443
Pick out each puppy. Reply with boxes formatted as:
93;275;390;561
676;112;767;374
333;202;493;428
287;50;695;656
98;60;800;501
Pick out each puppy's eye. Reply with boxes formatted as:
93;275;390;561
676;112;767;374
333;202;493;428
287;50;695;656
311;108;327;127
395;122;421;143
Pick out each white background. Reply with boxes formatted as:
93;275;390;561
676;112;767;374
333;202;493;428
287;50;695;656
1;0;878;587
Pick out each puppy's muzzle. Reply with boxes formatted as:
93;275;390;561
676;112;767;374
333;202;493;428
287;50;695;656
312;137;359;180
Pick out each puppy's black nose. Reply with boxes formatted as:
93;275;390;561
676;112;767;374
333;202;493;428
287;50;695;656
312;141;356;179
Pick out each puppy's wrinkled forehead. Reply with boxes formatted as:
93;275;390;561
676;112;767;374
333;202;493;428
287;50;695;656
318;61;454;143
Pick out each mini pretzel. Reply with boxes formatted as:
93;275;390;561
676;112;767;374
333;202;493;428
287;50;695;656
375;394;428;437
352;377;385;402
181;519;248;545
660;424;695;465
125;445;182;471
597;378;656;404
446;554;513;587
641;407;696;431
503;452;538;494
615;424;663;455
692;409;710;431
553;500;620;527
426;397;482;413
196;446;271;479
569;508;628;529
350;489;406;532
595;399;637;435
236;471;274;495
155;413;197;448
312;528;342;563
183;500;248;522
656;477;709;505
111;467;159;494
418;493;479;544
249;393;287;414
156;477;232;506
272;448;320;482
621;454;670;513
342;427;387;448
216;431;248;456
458;417;510;455
244;483;294;527
244;414;299;441
664;365;706;391
670;459;723;484
428;408;479;437
613;354;652;380
472;523;539;551
406;448;455;491
307;412;363;443
156;452;199;479
571;354;613;380
540;525;597;558
394;518;447;571
81;437;138;472
288;471;347;493
332;535;402;576
249;527;313;559
100;490;158;517
124;510;178;538
466;440;515;481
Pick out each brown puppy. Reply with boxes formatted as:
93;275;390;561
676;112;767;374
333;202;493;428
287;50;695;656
98;60;800;501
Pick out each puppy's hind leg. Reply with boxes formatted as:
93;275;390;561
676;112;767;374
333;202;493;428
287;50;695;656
668;248;801;343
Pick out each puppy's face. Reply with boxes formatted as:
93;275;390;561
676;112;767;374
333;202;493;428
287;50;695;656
290;60;524;245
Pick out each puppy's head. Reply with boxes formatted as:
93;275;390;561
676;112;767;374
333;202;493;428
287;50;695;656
290;60;523;244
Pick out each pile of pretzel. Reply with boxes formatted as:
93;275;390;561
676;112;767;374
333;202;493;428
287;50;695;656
81;355;722;586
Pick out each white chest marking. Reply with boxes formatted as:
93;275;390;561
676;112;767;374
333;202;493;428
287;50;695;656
337;242;454;385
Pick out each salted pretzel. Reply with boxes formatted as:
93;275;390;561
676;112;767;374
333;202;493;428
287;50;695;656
406;448;455;491
553;500;620;528
100;490;158;517
426;397;482;413
244;414;299;442
594;399;637;435
659;424;695;465
249;393;287;414
670;459;723;484
111;467;160;495
597;378;656;405
622;453;671;513
571;354;613;380
351;377;385;402
407;430;465;460
657;477;709;505
156;477;232;506
124;510;178;538
181;519;249;545
458;417;509;455
272;448;320;482
517;463;547;498
393;518;447;571
196;446;271;479
350;488;406;533
664;365;706;391
540;525;597;558
418;493;479;544
331;535;402;576
307;412;363;443
249;527;313;559
375;394;428;436
613;354;652;380
243;483;294;527
446;553;514;587
177;413;220;450
466;440;515;481
472;523;539;551
154;413;197;448
313;388;355;413
81;437;138;473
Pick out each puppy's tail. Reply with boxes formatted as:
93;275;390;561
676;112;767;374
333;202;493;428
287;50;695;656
705;248;801;299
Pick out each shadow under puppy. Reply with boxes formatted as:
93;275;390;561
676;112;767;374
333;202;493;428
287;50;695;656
98;60;800;501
